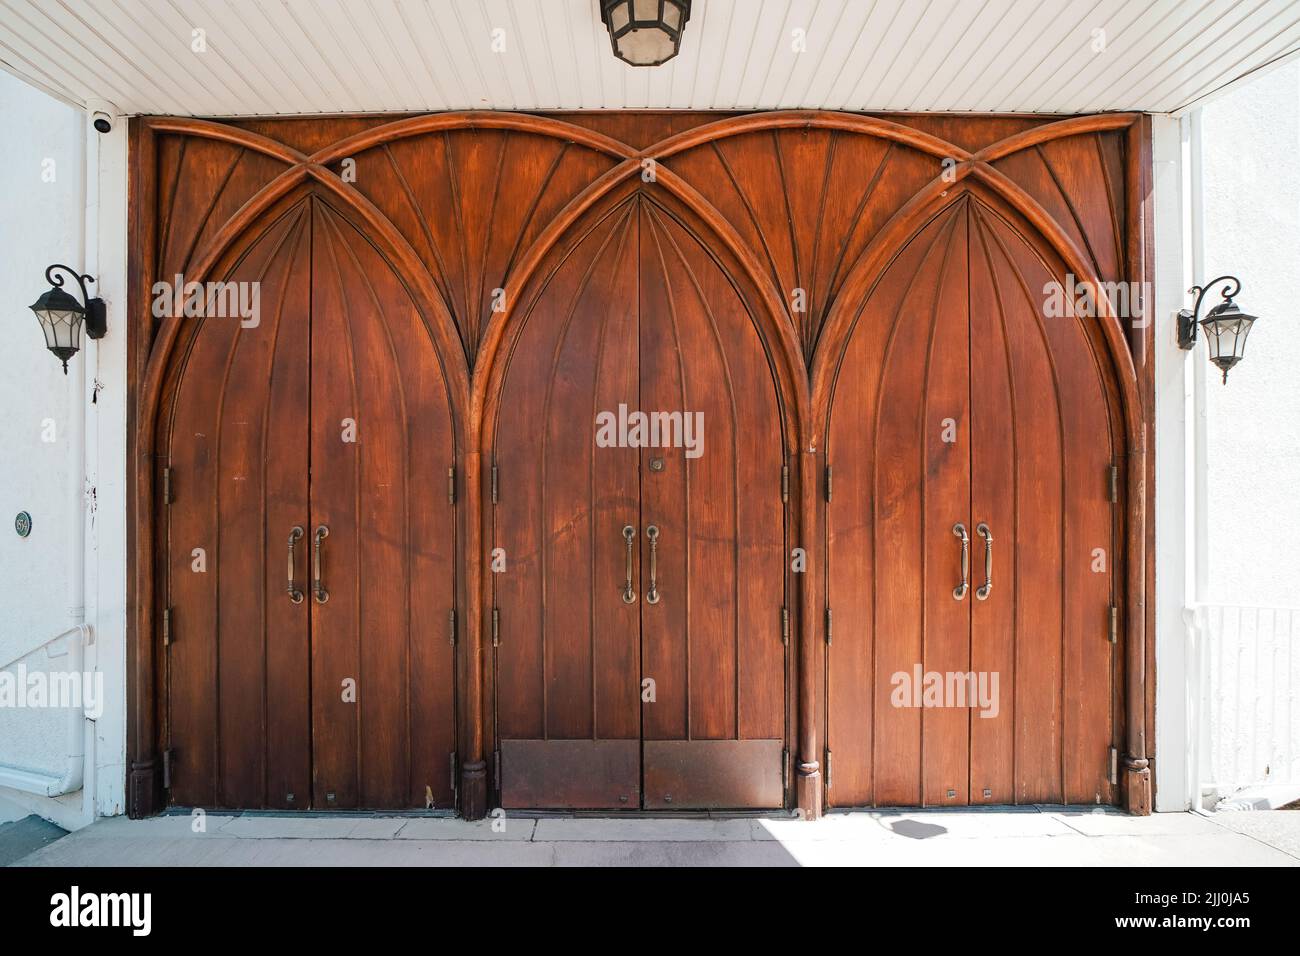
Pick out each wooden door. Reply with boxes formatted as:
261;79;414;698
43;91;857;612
165;204;313;809
494;196;787;809
825;195;1117;808
637;202;786;809
494;201;643;808
308;202;459;810
967;201;1117;805
165;198;458;810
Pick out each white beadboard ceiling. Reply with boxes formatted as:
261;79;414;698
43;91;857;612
2;0;1299;117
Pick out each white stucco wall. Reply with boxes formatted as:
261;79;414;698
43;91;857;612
1199;62;1300;608
0;69;128;828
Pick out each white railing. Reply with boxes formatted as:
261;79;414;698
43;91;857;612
1190;604;1300;798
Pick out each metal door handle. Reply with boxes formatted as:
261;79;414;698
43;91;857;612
646;525;660;604
622;525;637;604
287;526;304;604
976;523;992;600
953;523;969;600
313;525;330;604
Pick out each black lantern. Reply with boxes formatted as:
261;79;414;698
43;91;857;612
1177;275;1257;384
29;264;106;373
600;0;691;67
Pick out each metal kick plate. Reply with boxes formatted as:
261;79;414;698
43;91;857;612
500;739;640;809
643;739;784;810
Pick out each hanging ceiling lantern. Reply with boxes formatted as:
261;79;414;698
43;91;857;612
29;265;107;374
600;0;691;67
1177;275;1258;384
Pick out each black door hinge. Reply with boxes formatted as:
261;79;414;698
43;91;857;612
491;464;499;504
782;747;789;791
449;608;457;646
162;607;172;646
781;607;789;646
825;749;832;789
1108;464;1119;503
825;464;833;502
450;751;458;792
492;607;500;647
493;749;502;790
162;466;173;504
447;465;456;504
162;749;174;790
825;607;832;645
1109;605;1118;643
781;463;789;503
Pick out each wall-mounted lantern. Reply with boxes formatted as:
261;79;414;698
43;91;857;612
1177;275;1257;384
29;264;106;374
600;0;691;67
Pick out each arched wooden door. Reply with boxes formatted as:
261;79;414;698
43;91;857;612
492;195;788;809
162;197;458;810
825;193;1119;808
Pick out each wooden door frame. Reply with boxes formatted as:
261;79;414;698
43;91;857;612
126;110;1155;820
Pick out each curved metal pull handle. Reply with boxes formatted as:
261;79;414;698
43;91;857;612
622;525;637;604
287;526;304;604
645;525;660;605
976;523;993;601
313;525;330;604
952;523;969;600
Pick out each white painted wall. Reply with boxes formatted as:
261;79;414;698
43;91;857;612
1156;62;1300;809
0;69;128;828
1199;61;1300;609
0;71;80;673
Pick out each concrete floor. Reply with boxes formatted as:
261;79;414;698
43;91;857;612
10;807;1300;866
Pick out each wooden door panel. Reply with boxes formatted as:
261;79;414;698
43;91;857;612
827;205;969;808
493;202;641;773
166;204;312;809
826;206;958;807
971;204;1116;805
638;202;785;806
309;202;458;810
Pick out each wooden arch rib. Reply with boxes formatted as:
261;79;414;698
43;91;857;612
308;111;638;165
638;110;1140;166
144;116;309;165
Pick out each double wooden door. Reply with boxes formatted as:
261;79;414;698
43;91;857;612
826;196;1119;807
164;199;458;810
492;198;788;809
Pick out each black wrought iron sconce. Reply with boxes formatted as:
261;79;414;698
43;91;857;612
29;264;106;373
1177;275;1257;384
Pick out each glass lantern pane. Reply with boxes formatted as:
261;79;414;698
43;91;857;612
618;28;674;64
633;0;658;22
